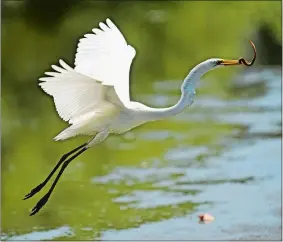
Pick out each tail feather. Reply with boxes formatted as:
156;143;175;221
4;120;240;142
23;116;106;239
54;127;79;141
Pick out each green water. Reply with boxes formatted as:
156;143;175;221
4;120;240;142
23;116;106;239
2;1;281;240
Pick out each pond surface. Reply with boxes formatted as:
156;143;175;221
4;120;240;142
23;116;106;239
1;67;281;240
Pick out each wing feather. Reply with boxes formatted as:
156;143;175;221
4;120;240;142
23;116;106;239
74;18;136;105
39;60;108;124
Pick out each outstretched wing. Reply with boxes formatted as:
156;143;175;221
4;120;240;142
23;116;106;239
74;18;136;105
39;60;109;124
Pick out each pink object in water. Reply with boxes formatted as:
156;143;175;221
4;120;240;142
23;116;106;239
198;213;215;222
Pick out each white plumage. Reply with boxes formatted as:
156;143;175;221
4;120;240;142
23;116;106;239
39;19;138;141
75;19;136;104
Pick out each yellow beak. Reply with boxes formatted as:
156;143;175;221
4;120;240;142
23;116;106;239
220;59;241;66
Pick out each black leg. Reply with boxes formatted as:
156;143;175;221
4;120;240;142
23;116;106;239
29;146;87;216
23;143;87;200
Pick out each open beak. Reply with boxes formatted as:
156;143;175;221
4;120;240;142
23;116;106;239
220;40;256;66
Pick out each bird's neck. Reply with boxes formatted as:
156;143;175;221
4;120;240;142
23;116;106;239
145;66;205;120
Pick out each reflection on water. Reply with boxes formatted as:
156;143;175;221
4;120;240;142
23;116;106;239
2;68;281;240
1;226;73;241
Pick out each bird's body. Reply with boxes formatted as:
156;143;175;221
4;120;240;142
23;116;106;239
43;64;168;140
24;18;256;215
56;99;157;139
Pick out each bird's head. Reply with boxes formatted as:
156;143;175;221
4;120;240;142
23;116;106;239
181;40;256;103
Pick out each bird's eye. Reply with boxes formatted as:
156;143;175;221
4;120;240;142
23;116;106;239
215;60;223;66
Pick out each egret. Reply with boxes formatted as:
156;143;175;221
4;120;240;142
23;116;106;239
23;18;256;216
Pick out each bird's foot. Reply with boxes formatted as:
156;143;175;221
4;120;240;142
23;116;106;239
23;183;45;200
29;193;50;216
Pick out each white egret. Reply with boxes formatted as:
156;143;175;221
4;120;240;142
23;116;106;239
23;18;256;216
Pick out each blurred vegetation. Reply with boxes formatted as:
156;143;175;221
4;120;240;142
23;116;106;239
1;0;281;240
